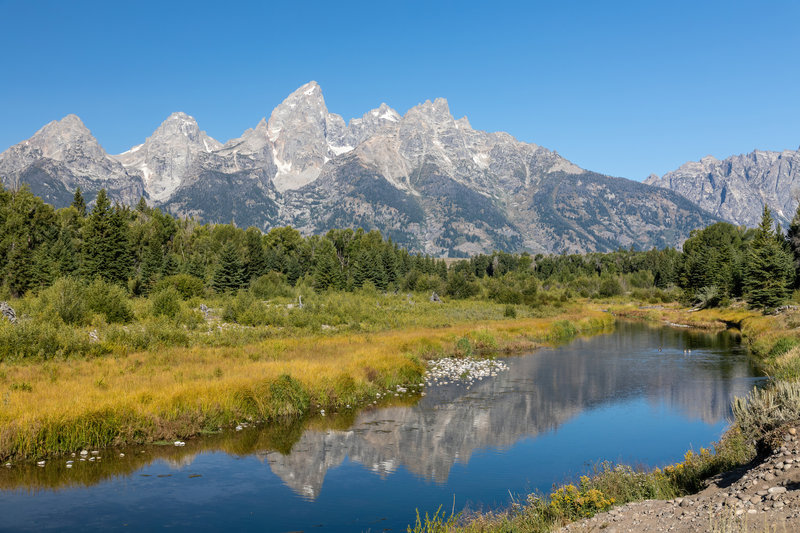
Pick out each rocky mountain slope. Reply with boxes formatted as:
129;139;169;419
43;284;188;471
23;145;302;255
0;82;720;254
0;114;145;206
645;147;800;228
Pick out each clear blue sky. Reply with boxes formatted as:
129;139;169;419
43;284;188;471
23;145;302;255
1;0;798;180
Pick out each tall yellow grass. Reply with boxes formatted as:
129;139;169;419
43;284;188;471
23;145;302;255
0;308;613;460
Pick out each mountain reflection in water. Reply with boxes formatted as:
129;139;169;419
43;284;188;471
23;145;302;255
1;321;763;507
263;321;760;499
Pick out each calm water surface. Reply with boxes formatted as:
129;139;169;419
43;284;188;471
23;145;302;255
0;322;764;532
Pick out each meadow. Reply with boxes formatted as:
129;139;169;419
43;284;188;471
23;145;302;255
0;286;614;461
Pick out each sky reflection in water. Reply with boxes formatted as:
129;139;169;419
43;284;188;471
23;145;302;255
0;322;765;532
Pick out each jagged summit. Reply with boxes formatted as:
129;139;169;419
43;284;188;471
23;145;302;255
265;80;344;192
29;114;101;158
267;81;328;142
368;103;401;123
141;111;221;152
113;111;221;202
646;146;800;227
1;81;724;254
0;113;144;206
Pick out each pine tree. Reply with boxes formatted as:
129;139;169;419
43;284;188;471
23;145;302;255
4;241;33;296
0;186;57;295
285;256;302;286
53;228;79;276
72;187;86;217
381;246;400;286
182;254;207;280
139;240;164;292
30;244;57;289
744;206;794;310
108;206;134;283
369;249;388;290
436;260;448;280
351;250;372;288
312;239;343;291
787;202;800;287
244;228;267;281
213;242;244;292
82;189;132;284
162;254;179;277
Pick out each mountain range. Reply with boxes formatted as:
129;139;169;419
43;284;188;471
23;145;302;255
2;81;796;255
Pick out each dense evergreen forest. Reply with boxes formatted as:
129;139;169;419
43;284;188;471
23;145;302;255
1;184;800;312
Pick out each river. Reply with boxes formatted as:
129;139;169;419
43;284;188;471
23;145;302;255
0;321;765;532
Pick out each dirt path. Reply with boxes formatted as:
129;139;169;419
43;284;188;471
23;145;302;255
560;429;800;532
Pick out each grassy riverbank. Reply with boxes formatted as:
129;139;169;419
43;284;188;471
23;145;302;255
610;302;800;379
0;296;613;461
409;303;800;533
411;430;754;533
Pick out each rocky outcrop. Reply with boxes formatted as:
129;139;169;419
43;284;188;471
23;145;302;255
645;147;800;227
0;302;16;324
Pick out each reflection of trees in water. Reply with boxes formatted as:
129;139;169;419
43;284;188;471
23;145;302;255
0;418;316;494
265;322;762;498
0;323;761;498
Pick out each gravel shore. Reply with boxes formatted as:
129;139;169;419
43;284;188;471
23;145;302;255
561;428;800;532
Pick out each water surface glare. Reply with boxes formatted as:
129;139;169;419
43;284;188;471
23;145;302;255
0;322;765;532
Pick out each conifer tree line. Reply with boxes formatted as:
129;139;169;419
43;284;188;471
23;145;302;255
0;186;448;298
1;184;798;311
462;205;798;310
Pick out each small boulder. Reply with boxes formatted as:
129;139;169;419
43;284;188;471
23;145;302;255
0;302;16;324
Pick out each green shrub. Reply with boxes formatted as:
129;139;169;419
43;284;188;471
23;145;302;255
732;381;800;444
504;304;517;318
223;291;255;323
549;320;578;342
238;300;272;327
39;277;88;325
490;285;522;304
693;285;722;309
0;320;109;361
269;374;310;416
151;287;182;318
174;307;205;329
470;330;498;354
85;278;133;323
445;271;479;299
414;274;445;294
153;274;205;300
454;337;473;357
627;270;655;289
250;272;293;299
106;316;190;350
597;277;623;298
